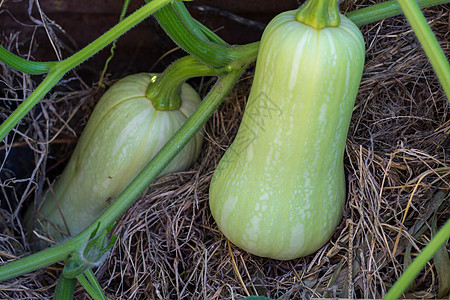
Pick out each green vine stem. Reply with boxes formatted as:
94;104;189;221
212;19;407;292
0;70;65;140
171;1;210;42
53;273;76;300
384;219;450;299
0;46;55;75
98;0;131;88
146;56;227;110
192;18;229;45
84;269;107;300
296;0;341;29
153;2;233;68
0;0;174;142
395;0;450;101
76;270;107;300
0;63;250;282
347;0;449;26
169;2;227;45
59;0;173;70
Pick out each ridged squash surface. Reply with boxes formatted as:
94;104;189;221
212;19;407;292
29;73;203;243
209;10;365;260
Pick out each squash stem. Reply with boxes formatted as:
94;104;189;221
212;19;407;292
296;0;340;29
145;56;226;110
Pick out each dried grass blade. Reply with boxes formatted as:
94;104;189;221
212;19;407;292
228;240;250;297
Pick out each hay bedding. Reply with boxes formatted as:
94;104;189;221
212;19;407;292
0;1;449;299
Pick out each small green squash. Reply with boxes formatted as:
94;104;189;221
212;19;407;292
209;10;365;260
28;73;203;244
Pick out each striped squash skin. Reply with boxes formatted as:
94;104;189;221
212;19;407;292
209;10;365;260
31;73;203;244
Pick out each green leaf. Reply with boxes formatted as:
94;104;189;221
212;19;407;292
63;222;117;279
83;223;117;264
